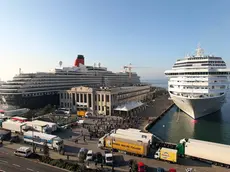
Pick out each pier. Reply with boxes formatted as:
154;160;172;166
138;93;174;131
135;91;177;147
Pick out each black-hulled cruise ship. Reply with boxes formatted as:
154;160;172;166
0;55;140;109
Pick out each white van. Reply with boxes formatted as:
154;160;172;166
105;152;113;165
14;147;32;157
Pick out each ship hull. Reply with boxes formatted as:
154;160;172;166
170;93;226;119
0;94;59;109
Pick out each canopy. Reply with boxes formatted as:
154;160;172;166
114;101;144;112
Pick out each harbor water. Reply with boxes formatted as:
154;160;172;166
149;79;230;145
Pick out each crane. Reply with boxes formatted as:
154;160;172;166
123;63;151;79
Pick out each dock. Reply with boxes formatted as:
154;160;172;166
138;93;174;131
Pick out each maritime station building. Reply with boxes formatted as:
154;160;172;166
59;85;153;116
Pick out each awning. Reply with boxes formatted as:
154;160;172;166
114;101;144;112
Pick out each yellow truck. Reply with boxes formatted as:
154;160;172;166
154;147;177;163
98;134;150;156
77;110;86;117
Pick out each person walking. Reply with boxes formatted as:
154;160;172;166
75;138;78;143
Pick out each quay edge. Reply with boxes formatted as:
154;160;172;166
144;102;175;132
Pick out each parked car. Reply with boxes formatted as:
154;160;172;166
78;148;88;161
10;135;20;143
156;167;165;172
104;150;111;154
86;150;94;161
95;152;103;163
14;147;32;158
138;162;146;172
169;168;176;172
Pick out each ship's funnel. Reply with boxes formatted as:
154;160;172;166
74;55;85;67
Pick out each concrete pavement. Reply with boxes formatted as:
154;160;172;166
0;147;67;172
62;128;230;172
2;127;230;172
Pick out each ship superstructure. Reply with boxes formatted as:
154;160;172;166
0;55;140;109
165;46;230;119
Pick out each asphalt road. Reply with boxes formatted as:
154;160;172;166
0;147;67;172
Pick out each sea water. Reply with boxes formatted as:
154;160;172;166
148;79;230;145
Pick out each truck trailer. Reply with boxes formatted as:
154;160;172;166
112;128;153;144
98;134;150;156
154;147;178;163
109;133;150;144
23;131;64;151
2;120;27;133
177;138;230;168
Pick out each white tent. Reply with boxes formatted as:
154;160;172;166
114;101;144;112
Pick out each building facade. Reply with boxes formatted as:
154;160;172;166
59;85;152;116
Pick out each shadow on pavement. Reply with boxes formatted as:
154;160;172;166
64;144;80;154
179;158;212;167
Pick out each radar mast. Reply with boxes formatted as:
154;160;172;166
195;43;204;57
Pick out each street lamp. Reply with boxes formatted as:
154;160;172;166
111;137;115;172
32;124;36;153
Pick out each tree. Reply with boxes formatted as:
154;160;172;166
43;141;49;158
131;160;138;172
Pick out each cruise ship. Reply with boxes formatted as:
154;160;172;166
165;46;230;119
0;55;140;109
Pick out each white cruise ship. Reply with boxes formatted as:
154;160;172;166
0;55;140;109
165;46;230;119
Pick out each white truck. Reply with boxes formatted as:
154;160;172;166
2;120;28;133
23;131;64;151
178;138;230;168
25;120;57;133
111;128;153;144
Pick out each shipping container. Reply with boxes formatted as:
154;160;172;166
178;138;230;167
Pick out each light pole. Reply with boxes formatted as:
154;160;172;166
162;125;166;140
32;126;35;153
111;137;114;172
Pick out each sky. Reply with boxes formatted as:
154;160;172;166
0;0;230;81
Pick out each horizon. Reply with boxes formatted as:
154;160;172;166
1;0;230;81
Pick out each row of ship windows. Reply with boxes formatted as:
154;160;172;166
2;82;102;88
14;73;132;79
170;92;224;98
169;85;226;89
175;60;225;65
173;64;226;68
170;76;228;79
169;80;228;83
4;78;138;85
12;77;133;82
177;57;222;61
166;72;229;75
22;92;57;97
